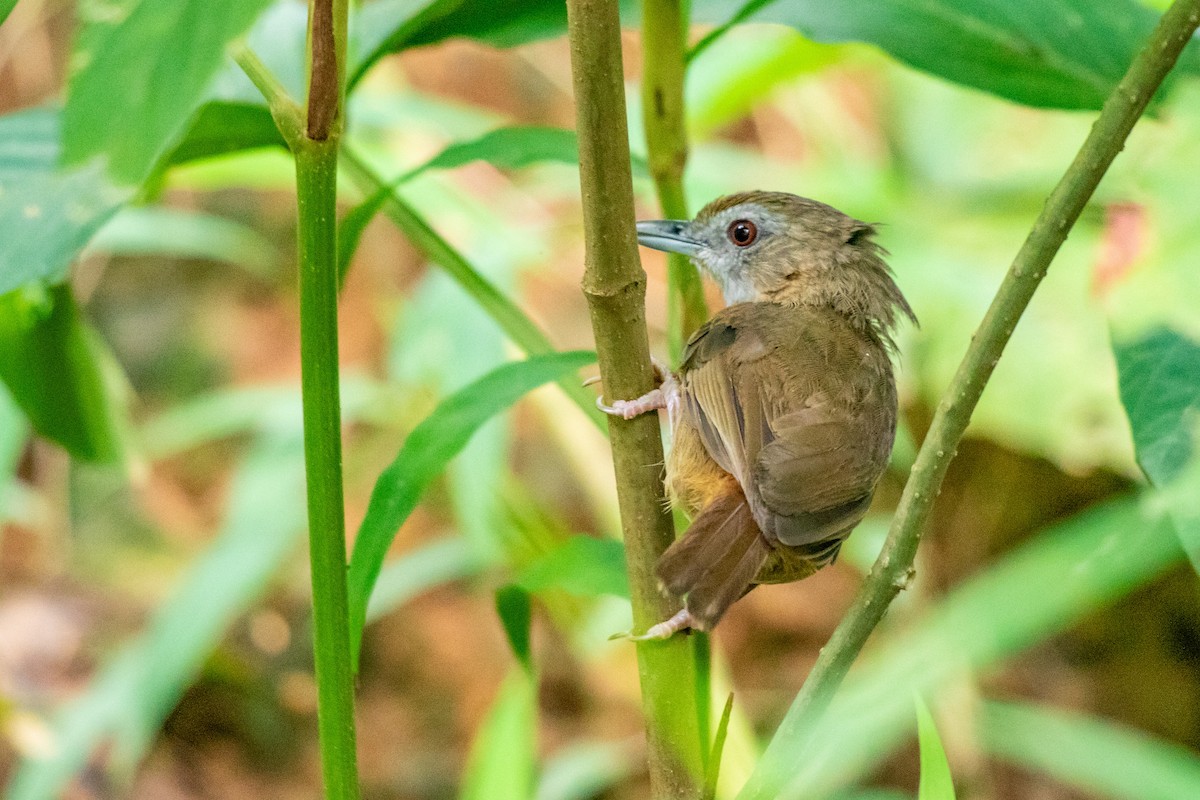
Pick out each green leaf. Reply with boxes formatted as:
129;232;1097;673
351;0;637;86
64;0;276;182
742;493;1185;798
515;535;629;599
6;433;306;800
703;693;736;800
535;741;638;800
162;101;285;168
365;536;484;623
1115;327;1200;486
346;350;597;662
914;696;956;800
0;107;133;295
496;585;534;672
1;0;17;27
337;127;637;282
460;669;538;800
980;700;1200;800
694;0;1200;111
0;283;123;462
88;206;278;276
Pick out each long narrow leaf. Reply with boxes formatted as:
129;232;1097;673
915;696;956;800
347;351;597;662
6;433;306;800
980;700;1200;800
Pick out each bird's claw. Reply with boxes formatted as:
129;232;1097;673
613;609;696;641
585;357;675;419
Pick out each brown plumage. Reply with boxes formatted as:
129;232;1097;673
604;191;916;639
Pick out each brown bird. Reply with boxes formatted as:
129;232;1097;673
599;191;916;639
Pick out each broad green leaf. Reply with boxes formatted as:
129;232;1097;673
741;493;1184;798
0;284;123;462
65;0;276;182
693;0;1200;111
6;433;306;800
460;669;537;800
980;700;1200;800
1;0;17;28
1115;326;1200;569
496;585;534;672
1115;327;1200;486
515;535;629;599
0;107;133;295
365;537;484;623
88;206;277;276
347;351;597;662
914;696;956;800
162;101;285;168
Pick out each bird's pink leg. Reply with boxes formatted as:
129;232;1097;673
626;608;697;641
591;357;678;420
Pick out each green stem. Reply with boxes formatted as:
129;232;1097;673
739;1;1200;797
565;0;704;797
338;144;606;430
229;41;304;145
641;0;707;362
294;140;361;800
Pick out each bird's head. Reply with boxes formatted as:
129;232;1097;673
636;191;916;337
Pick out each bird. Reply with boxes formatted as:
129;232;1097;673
597;191;916;640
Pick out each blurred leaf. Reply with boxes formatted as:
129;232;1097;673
1115;326;1200;569
496;585;533;672
0;0;16;27
365;537;483;622
65;0;275;182
980;700;1200;800
460;669;538;800
338;127;641;282
0;382;25;481
0;107;133;295
515;535;629;599
0;284;123;462
347;351;597;663
693;0;1200;111
743;493;1184;798
915;696;956;800
351;0;635;86
535;741;638;800
6;433;306;800
1115;326;1200;486
162;101;285;168
88;206;277;276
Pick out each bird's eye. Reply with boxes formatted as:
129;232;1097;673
727;219;757;247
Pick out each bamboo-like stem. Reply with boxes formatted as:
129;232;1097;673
338;145;606;430
641;0;707;362
283;0;359;796
739;2;1200;797
565;0;704;797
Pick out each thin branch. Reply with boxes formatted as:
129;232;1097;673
565;0;704;797
739;1;1200;797
230;42;304;146
641;0;707;361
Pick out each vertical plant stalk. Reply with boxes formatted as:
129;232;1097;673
298;0;359;797
565;0;704;797
740;1;1200;797
642;0;707;361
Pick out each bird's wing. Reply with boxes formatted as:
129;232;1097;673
679;303;894;549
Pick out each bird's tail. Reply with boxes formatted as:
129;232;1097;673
656;489;770;632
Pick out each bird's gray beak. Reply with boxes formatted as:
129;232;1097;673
635;219;704;257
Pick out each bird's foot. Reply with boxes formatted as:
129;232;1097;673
585;357;677;420
612;608;696;641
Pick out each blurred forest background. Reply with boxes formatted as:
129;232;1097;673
2;0;1200;798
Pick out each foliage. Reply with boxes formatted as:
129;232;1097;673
2;0;1200;798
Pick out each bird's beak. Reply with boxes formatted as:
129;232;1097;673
635;219;704;257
